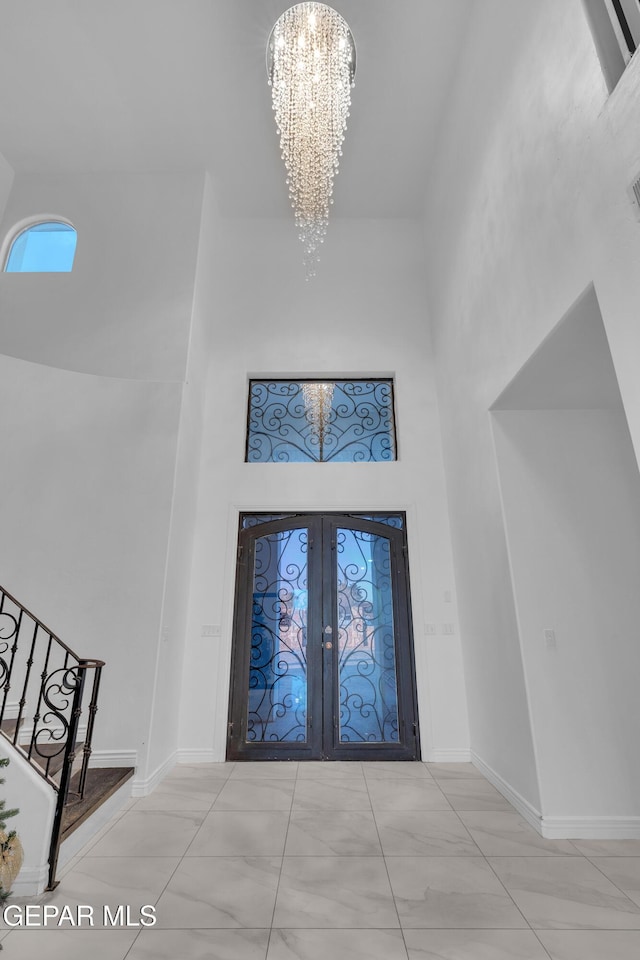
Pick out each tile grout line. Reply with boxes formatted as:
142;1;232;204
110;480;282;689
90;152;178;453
583;854;640;914
363;767;411;959
264;760;300;953
447;793;491;859
448;802;558;960
470;839;537;935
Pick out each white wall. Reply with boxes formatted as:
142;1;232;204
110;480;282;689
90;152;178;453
494;408;640;825
178;216;470;762
0;172;202;379
424;0;640;818
0;150;13;225
0;353;182;773
145;175;213;778
0;170;205;787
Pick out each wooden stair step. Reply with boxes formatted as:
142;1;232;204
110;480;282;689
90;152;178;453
61;766;135;841
1;724;86;778
30;741;86;778
0;718;22;740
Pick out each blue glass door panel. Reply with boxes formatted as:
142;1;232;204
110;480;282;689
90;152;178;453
335;527;400;743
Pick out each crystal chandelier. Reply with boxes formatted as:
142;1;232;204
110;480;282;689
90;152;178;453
302;382;334;459
267;3;356;278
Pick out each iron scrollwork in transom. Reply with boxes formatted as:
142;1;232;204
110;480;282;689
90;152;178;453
246;379;397;463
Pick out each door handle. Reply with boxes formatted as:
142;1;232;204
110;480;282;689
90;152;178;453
324;641;333;650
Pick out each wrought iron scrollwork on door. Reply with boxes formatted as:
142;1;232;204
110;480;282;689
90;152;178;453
335;527;399;743
248;528;309;742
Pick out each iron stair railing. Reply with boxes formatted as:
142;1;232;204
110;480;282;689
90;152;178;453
0;584;104;889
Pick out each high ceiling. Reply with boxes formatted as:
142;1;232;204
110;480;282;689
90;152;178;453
0;0;472;218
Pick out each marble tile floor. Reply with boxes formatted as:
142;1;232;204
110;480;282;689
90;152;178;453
4;761;640;959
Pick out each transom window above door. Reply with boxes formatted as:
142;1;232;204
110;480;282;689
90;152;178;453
246;379;397;463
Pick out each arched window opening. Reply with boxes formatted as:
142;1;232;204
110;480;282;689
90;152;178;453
4;220;77;273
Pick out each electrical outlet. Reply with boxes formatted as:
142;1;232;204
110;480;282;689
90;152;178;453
425;623;436;636
442;623;455;636
201;624;220;638
544;628;556;648
444;590;452;603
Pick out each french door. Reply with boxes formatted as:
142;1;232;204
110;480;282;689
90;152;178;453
227;513;419;760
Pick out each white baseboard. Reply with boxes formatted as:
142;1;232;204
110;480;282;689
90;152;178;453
131;751;177;797
471;750;544;833
471;752;640;839
89;749;137;768
425;748;472;763
538;817;640;839
176;748;218;764
3;703;90;743
130;748;220;796
13;725;89;747
8;863;49;898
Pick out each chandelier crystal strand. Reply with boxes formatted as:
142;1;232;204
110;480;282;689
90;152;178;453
302;382;334;460
268;3;355;279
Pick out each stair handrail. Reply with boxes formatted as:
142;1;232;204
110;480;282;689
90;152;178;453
0;584;105;888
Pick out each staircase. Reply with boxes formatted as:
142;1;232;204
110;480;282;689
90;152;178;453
0;585;134;889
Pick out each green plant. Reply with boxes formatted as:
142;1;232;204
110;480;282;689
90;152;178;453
0;756;19;905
